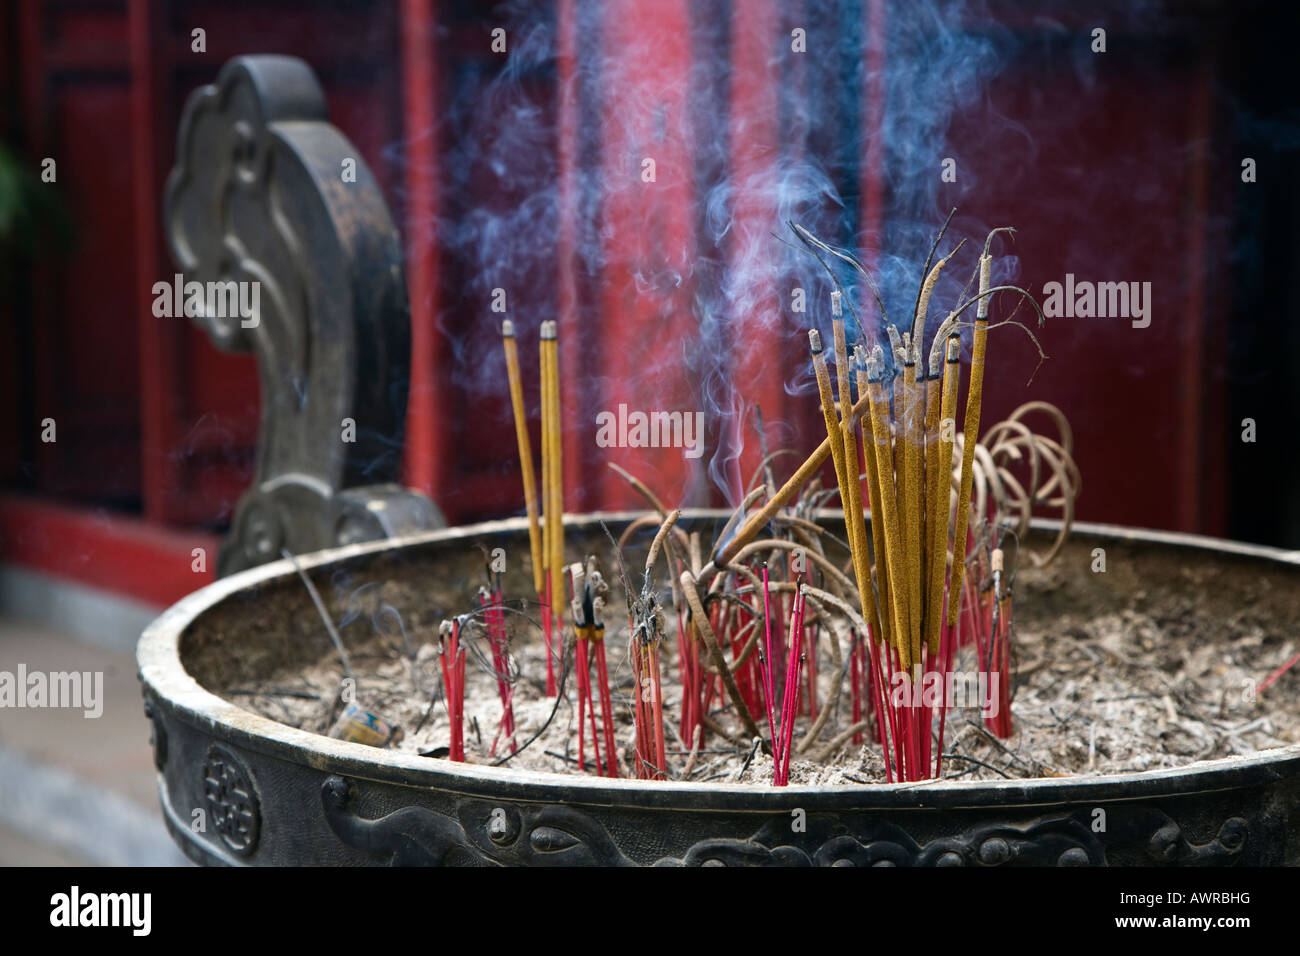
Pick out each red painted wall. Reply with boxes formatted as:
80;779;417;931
0;0;1271;604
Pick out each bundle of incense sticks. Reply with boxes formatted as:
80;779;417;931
478;585;517;756
630;626;667;780
501;318;622;765
759;568;808;786
499;318;568;696
438;619;467;761
804;234;1002;782
627;513;675;780
569;558;618;776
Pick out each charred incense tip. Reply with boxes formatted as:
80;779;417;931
928;312;958;376
808;328;823;353
991;547;1004;574
978;254;993;319
501;318;515;337
866;345;886;382
886;324;905;369
946;336;961;363
853;344;867;370
540;320;556;340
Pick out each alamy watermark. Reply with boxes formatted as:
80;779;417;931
1042;274;1151;329
0;665;103;718
50;886;150;936
595;404;705;459
151;272;260;328
888;669;1001;718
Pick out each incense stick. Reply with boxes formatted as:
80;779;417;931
538;323;556;695
924;336;961;658
544;322;564;636
829;322;880;641
501;319;544;597
709;389;873;574
864;350;911;673
947;253;992;625
281;547;354;685
921;367;942;654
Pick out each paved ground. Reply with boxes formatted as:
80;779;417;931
0;614;188;866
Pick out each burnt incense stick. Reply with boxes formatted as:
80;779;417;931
809;328;867;625
855;347;891;645
281;547;354;685
830;320;878;637
864;348;911;672
910;241;965;365
810;330;850;507
501;319;544;597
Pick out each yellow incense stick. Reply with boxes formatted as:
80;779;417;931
902;363;924;672
825;324;878;631
539;325;552;592
921;368;940;652
948;253;992;625
810;330;850;513
925;336;960;657
855;349;891;644
543;322;564;625
502;320;544;595
865;351;910;671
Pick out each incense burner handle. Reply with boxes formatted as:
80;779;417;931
164;55;443;575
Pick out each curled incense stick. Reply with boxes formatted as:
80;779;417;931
680;569;761;740
646;508;680;577
708;388;873;574
886;324;906;371
928;311;958;376
501;320;544;596
909;241;963;365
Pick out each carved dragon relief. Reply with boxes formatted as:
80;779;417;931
319;774;1250;867
164;55;442;576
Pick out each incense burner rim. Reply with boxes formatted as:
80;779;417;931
138;510;1300;808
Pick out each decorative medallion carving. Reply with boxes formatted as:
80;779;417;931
201;745;261;856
